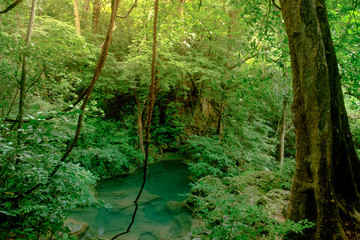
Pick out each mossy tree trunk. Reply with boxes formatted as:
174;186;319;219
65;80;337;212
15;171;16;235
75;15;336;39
279;0;360;239
92;0;100;33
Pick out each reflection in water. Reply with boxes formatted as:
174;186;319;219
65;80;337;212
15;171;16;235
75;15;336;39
68;161;194;240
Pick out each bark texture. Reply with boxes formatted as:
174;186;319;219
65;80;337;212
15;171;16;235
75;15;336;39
0;0;22;14
92;0;101;33
134;89;145;155
279;0;360;239
18;0;37;131
278;98;287;166
73;0;81;35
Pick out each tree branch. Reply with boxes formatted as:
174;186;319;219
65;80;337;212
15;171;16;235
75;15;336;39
11;0;122;199
271;0;281;10
0;0;23;14
116;0;137;18
2;86;90;123
25;68;45;94
227;53;259;70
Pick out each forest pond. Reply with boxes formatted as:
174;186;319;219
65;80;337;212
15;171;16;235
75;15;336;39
68;160;195;240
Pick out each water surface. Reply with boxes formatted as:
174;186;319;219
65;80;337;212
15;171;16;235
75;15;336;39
68;160;194;240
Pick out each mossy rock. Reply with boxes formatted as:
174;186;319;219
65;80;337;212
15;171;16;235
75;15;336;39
186;171;287;223
190;175;227;197
64;218;88;237
223;170;276;193
256;188;290;221
185;175;229;213
165;200;185;213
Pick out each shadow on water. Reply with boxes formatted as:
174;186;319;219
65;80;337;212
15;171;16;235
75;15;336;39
68;160;194;240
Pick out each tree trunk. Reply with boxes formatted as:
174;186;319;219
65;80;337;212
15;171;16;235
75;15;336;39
278;98;287;166
279;0;360;239
178;0;185;15
92;0;100;33
216;98;224;140
134;89;145;155
18;0;37;131
73;0;81;35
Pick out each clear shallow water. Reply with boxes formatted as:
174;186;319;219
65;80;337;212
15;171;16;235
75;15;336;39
68;161;194;240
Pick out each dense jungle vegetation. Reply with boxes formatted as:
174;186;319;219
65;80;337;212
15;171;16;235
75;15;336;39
1;0;360;239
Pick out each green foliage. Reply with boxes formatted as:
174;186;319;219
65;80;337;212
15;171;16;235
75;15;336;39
0;119;99;239
151;101;185;149
273;158;296;191
194;199;313;240
187;174;313;240
2;0;358;238
184;135;239;180
69;117;145;179
328;1;360;100
344;94;360;152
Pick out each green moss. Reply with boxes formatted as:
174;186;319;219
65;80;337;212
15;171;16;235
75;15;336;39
256;189;290;221
223;171;278;197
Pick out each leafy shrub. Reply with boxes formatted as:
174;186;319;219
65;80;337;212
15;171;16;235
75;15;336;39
273;157;296;191
69;118;144;179
187;174;313;240
183;135;240;180
151;101;185;149
223;102;277;171
193;199;313;240
0;121;98;239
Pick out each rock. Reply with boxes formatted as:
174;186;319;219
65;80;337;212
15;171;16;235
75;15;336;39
65;218;89;237
190;175;227;197
165;201;185;213
139;232;158;240
256;188;291;221
222;171;278;204
103;189;161;211
223;170;276;192
185;175;230;213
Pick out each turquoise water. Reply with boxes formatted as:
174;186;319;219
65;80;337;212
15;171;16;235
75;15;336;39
68;160;194;240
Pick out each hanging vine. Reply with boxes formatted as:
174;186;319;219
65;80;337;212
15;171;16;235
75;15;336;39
111;0;160;239
8;0;122;199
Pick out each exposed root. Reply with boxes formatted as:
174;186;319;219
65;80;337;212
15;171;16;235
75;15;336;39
337;200;360;239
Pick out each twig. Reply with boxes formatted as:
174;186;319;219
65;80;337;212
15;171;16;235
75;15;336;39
6;88;19;116
3;85;90;123
25;68;45;94
271;0;281;11
116;0;137;18
0;0;23;14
